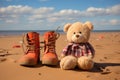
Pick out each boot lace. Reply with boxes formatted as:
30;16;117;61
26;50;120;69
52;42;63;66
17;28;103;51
44;31;60;54
22;33;37;54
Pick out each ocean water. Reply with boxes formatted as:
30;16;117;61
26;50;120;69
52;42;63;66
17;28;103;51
0;30;120;36
0;30;64;36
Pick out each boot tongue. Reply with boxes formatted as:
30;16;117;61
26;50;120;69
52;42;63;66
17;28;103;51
44;31;56;54
27;34;35;51
25;32;39;54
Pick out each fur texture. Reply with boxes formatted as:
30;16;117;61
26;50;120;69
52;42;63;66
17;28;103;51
60;21;95;70
78;56;94;70
60;56;77;70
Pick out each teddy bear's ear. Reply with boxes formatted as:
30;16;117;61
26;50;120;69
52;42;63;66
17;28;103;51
64;23;72;32
84;21;94;30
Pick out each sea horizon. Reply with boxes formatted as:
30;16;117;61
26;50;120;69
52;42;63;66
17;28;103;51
0;29;120;36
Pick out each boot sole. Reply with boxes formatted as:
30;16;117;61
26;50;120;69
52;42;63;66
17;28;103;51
42;60;58;66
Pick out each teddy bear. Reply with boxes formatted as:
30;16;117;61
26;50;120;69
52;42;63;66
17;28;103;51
60;21;95;70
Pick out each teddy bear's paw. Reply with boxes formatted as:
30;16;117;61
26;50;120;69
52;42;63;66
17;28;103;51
60;54;66;60
88;55;94;59
78;56;94;70
60;56;77;70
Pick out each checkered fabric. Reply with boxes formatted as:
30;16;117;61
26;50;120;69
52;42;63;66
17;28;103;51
62;42;95;58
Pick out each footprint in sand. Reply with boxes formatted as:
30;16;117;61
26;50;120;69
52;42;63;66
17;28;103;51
0;57;7;62
115;51;120;54
95;45;103;49
0;49;17;63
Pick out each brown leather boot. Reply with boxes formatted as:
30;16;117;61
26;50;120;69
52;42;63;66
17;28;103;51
42;31;60;65
18;32;40;66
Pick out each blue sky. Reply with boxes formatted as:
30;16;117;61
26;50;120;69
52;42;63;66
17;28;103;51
0;0;120;30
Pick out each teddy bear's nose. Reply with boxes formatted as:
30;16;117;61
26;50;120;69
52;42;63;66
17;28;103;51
76;35;79;38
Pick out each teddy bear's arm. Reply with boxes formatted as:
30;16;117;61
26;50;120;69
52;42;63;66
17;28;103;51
86;43;95;59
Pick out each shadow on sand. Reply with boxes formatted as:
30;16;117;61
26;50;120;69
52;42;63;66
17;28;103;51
91;62;120;73
19;61;120;74
20;61;60;68
73;62;120;74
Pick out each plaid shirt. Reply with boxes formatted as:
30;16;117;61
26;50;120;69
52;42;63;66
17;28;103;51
62;42;95;58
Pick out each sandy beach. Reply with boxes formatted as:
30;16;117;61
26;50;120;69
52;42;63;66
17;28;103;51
0;32;120;80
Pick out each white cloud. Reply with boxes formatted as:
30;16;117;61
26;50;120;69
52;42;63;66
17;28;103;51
87;7;106;13
1;4;120;22
86;7;107;16
46;9;82;23
86;4;120;16
59;9;81;15
0;5;55;24
28;7;54;21
108;4;120;15
33;7;54;14
0;4;120;30
29;14;47;21
109;19;120;25
6;20;15;23
0;5;33;14
4;18;19;24
93;19;120;26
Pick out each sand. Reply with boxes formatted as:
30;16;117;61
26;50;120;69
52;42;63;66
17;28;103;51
0;32;120;80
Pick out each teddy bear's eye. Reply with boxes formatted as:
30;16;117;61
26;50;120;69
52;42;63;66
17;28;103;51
73;32;76;34
79;32;82;34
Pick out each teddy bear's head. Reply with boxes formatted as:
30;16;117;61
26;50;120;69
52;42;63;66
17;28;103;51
64;21;93;43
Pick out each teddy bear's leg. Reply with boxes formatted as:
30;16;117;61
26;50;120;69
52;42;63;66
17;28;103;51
77;56;94;70
60;55;77;70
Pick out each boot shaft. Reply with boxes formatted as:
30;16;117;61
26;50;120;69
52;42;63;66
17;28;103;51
43;31;60;54
25;32;40;54
42;31;60;65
